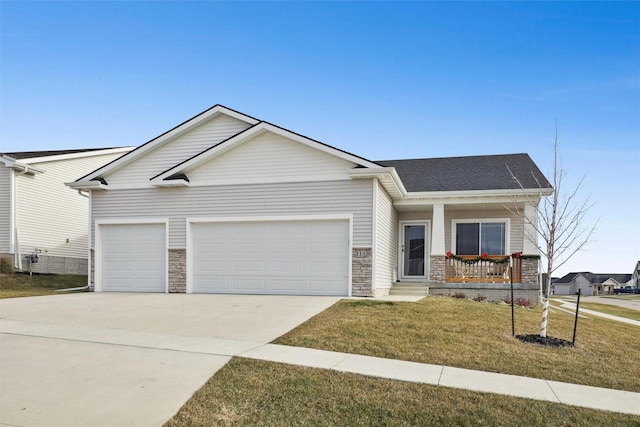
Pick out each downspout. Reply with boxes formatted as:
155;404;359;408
13;163;40;269
56;190;91;292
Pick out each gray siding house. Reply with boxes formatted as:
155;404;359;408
68;105;551;299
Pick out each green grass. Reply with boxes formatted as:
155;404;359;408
166;358;640;426
600;295;640;300
571;302;640;322
275;297;640;392
0;272;87;298
169;297;640;425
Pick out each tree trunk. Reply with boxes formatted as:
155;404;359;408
540;298;549;338
540;255;553;338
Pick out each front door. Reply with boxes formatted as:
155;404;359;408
401;222;428;279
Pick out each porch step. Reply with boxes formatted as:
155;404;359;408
389;282;430;296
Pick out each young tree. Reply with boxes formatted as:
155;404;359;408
508;126;597;338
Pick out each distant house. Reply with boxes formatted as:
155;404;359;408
632;261;640;288
553;272;632;296
0;148;133;274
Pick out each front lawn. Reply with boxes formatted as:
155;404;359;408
168;296;640;425
569;301;640;322
275;297;640;392
166;358;640;426
0;272;87;298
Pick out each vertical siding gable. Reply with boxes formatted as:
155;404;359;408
106;114;252;186
185;131;356;186
374;181;398;290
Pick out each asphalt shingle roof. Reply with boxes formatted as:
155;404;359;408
2;148;121;160
376;153;551;192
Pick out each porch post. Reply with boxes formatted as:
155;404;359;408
429;204;446;283
523;203;538;254
431;204;445;255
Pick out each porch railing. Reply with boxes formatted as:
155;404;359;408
445;255;522;283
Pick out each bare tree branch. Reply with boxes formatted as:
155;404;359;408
505;125;599;338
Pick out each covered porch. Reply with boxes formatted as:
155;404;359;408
393;196;541;302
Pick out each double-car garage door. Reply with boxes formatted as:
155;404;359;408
99;219;349;296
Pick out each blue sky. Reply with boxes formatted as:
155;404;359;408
1;1;639;277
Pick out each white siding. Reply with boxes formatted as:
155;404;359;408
15;153;125;259
374;181;398;290
107;115;251;186
0;167;11;253
91;180;374;249
187;132;355;186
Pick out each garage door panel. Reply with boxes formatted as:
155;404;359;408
233;279;266;290
271;261;305;273
196;260;229;273
196;278;230;291
195;242;229;255
100;223;166;293
271;279;305;291
232;261;266;273
233;242;266;254
234;223;267;237
191;219;349;296
271;242;306;254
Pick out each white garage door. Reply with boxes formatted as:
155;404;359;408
191;219;349;295
100;223;166;292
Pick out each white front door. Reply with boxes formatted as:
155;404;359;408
400;222;429;280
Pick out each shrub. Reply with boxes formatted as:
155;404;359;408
0;257;14;274
473;294;487;302
515;297;534;308
451;292;467;299
502;295;534;308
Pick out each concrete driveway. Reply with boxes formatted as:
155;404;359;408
0;293;340;427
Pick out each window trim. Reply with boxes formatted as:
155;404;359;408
451;218;510;255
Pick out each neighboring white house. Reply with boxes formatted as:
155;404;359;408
68;104;552;298
552;272;633;296
632;261;640;288
0;148;133;274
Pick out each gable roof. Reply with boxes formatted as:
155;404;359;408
75;105;260;183
1;148;124;161
69;104;552;198
150;121;382;184
2;147;132;176
376;154;551;192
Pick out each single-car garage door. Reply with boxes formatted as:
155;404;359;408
190;219;349;295
99;223;166;292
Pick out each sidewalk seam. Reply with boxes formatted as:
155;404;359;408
544;380;562;403
437;365;445;386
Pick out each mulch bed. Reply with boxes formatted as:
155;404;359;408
516;334;574;347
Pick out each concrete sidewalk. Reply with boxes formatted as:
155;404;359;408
555;299;640;327
238;344;640;417
3;317;639;418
